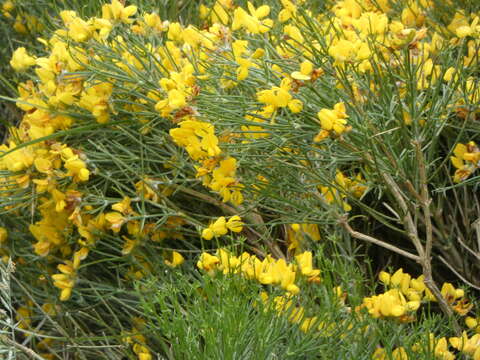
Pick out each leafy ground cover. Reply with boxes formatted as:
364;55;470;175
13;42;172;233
1;0;480;358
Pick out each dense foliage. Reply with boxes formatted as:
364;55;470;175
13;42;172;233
1;0;480;358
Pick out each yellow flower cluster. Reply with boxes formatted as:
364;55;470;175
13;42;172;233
0;140;90;205
2;0;480;357
256;78;303;114
373;333;455;360
239;76;304;141
231;39;264;82
122;318;152;360
286;223;321;253
52;247;89;301
197;249;320;295
314;102;351;142
201;215;244;240
450;332;480;360
258;284;351;335
259;292;318;334
319;171;367;211
374;331;480;360
104;197;188;256
170;120;221;160
451;141;480;183
164;251;185;268
3;0;227;303
232;2;273;34
22;186;187;299
362;289;421;323
1;0;43;34
29;194;78;257
0;226;9;264
361;269;471;323
170;121;244;205
440;282;473;316
0;227;9;263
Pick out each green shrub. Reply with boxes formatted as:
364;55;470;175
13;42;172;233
1;0;480;358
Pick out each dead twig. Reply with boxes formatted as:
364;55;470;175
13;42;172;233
339;216;421;262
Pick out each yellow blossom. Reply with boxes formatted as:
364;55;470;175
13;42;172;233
291;60;313;81
165;251;185;268
226;215;243;232
102;0;137;23
10;47;36;72
232;2;273;34
105;211;126;233
0;227;7;243
197;252;220;272
450;141;480;182
202;216;228;240
295;251;321;279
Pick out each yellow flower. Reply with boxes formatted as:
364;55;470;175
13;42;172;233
257;86;292;108
2;1;14;15
167;89;187;110
10;47;36;72
52;248;88;301
278;0;297;22
105;211;126;233
0;227;7;243
295;251;321;278
51;189;67;212
112;197;134;215
291;60;313;81
300;316;318;333
284;24;304;44
143;12;164;31
197;252;220;272
465;317;479;331
430;335;455;360
328;39;357;63
121;236;138;255
232;2;272;34
226;215;243;232
450;141;480;182
363;287;419;321
64;156;90;182
165;251;185;268
102;0;137;23
169;120;221;160
455;16;479;38
390;268;406;287
288;99;303;113
379;271;391;285
315;102;349;141
374;347;409;360
401;1;425;28
202;216;228;240
209;157;241;203
60;11;93;42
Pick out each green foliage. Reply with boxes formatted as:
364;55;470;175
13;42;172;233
1;0;480;358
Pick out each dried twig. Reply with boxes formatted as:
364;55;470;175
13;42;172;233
0;336;47;360
414;141;460;334
438;256;480;291
339;216;421;262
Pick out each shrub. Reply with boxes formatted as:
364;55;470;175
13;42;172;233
1;0;480;358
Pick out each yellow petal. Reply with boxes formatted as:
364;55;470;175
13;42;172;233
291;71;310;80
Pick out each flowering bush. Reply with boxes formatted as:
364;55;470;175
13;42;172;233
1;0;480;358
